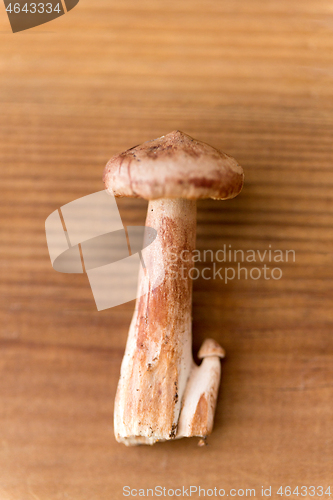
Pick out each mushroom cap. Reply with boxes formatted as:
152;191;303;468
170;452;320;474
197;338;226;359
103;130;244;200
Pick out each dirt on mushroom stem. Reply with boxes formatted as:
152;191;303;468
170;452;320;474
114;198;197;445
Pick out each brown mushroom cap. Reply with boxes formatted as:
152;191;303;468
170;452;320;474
197;338;226;359
103;130;244;200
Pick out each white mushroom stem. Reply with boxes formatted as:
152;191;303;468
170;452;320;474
114;198;224;445
176;338;225;439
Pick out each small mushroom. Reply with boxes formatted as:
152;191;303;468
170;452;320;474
176;338;226;440
103;130;244;446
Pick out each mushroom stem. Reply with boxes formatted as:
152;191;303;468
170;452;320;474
176;338;225;439
114;198;197;445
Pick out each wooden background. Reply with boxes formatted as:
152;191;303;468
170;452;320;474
0;0;333;498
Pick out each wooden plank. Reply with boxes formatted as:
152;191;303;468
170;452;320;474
0;0;332;498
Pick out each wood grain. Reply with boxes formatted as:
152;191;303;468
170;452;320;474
0;0;333;498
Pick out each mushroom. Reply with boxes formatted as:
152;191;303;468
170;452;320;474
176;338;226;440
103;130;244;446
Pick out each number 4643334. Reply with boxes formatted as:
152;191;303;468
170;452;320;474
6;3;62;14
277;486;332;497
